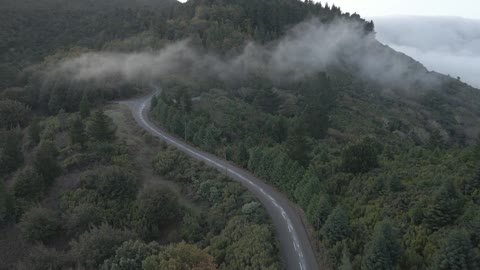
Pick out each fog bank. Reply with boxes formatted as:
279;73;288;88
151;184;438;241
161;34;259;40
374;16;480;88
53;19;436;90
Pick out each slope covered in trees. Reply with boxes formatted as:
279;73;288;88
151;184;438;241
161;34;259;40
1;0;480;269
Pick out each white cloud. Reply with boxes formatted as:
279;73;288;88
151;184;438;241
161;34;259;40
374;16;480;88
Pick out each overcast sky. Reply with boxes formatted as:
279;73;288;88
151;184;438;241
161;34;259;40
327;0;480;19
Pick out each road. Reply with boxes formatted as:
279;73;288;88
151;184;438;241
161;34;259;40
123;93;320;270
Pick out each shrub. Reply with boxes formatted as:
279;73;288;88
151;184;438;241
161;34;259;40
70;223;136;268
19;207;61;242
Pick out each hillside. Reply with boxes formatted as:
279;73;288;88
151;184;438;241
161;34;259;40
1;0;480;269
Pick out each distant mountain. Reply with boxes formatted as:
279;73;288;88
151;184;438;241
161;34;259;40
374;15;480;88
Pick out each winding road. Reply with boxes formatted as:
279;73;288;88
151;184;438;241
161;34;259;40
124;93;320;270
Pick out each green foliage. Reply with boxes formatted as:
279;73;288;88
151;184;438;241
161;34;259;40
339;245;353;270
341;138;380;174
33;140;61;184
13;167;45;201
432;230;479;270
70;223;137;269
69;116;87;146
19;207;60;242
132;184;182;239
424;180;463;230
29;118;41;146
306;194;332;229
143;242;217;270
66;203;105;236
209;217;280;270
362;221;401;270
0;99;30;129
87;110;116;142
152;147;188;177
322;206;351;244
286;121;310;166
0;129;24;175
79;92;90;119
0;181;15;226
17;244;68;270
81;166;138;202
102;240;161;270
254;88;280;114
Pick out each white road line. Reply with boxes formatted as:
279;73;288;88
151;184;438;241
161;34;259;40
138;99;307;270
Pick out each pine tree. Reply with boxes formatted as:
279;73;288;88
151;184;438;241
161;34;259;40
33;140;60;185
0;130;24;175
322;206;351;243
286;121;309;166
424;180;463;230
433;230;479;270
29;118;41;146
69;116;87;147
306;194;332;229
88;110;115;142
341;138;380;174
79;92;90;119
254;88;280;114
362;221;401;270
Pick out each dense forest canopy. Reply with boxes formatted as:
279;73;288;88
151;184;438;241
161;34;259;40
1;0;480;269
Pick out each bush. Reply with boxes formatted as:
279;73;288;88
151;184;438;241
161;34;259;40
0;99;31;129
33;140;61;184
341;138;381;174
142;242;217;270
102;240;161;270
66;203;105;236
81;166;138;202
19;207;61;242
16;244;68;270
0;181;15;226
70;223;136;268
0;129;24;175
13;167;45;201
132;184;182;239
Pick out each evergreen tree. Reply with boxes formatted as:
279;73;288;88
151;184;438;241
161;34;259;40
79;92;90;119
424;180;463;230
0;181;15;226
254;88;280;114
33;140;61;185
286;121;309;166
88;110;115;142
341;138;380;174
340;245;353;270
433;230;479;270
69;116;87;147
301;73;336;139
322;206;351;243
13;167;45;200
306;194;332;229
0;129;24;175
29;118;41;146
362;221;401;270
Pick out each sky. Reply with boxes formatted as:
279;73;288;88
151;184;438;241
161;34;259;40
326;0;480;19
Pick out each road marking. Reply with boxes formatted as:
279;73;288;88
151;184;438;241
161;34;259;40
137;98;308;270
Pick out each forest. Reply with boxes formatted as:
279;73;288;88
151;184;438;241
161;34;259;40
1;0;480;269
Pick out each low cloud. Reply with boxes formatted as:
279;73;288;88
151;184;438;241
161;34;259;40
53;18;438;91
374;16;480;88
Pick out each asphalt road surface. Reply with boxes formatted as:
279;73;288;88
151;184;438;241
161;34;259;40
124;93;320;270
